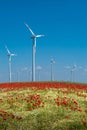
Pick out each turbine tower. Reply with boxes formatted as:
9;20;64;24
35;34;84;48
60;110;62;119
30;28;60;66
5;46;16;83
24;23;44;81
50;58;55;81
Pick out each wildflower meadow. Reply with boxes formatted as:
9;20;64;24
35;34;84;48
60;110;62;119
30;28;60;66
0;82;87;130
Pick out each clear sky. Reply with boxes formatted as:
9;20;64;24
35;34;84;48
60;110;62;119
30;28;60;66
0;0;87;83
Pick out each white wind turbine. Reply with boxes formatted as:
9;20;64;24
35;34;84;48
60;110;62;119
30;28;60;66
5;45;16;83
65;64;77;82
50;58;55;81
24;23;44;81
36;66;42;81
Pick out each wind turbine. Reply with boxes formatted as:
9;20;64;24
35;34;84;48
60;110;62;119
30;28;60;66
36;66;42;81
24;23;44;81
65;64;77;82
50;58;55;81
5;45;16;83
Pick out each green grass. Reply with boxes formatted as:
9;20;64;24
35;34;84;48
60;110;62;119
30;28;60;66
0;87;87;130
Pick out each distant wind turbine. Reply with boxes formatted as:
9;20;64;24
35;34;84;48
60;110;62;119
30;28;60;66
50;58;55;81
24;23;44;81
28;70;32;81
65;64;77;82
5;45;16;82
36;66;42;81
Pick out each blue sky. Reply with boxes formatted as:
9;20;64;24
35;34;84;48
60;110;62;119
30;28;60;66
0;0;87;82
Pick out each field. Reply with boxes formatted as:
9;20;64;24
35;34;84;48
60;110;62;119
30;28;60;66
0;82;87;130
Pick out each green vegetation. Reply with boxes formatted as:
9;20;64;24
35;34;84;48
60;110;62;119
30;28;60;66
0;87;87;130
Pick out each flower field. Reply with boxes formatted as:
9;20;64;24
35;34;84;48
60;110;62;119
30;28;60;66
0;82;87;130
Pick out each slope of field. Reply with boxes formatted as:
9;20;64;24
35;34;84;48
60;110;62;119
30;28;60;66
0;82;87;130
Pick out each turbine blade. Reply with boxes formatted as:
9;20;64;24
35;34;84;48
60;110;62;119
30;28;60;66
51;59;55;64
9;56;11;61
11;53;17;56
24;23;35;36
73;64;77;70
5;45;11;54
65;66;71;69
36;35;44;38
